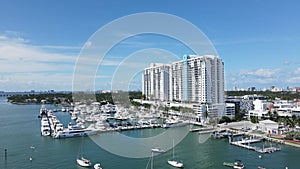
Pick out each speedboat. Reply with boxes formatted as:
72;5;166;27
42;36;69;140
233;160;244;169
151;148;165;153
94;163;103;169
77;156;91;167
223;160;244;169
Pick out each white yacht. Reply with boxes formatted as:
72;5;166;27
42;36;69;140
40;105;47;116
68;122;85;130
41;126;51;136
163;117;187;128
53;129;92;139
55;123;64;132
41;118;51;136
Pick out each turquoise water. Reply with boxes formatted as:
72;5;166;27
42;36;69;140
0;98;299;169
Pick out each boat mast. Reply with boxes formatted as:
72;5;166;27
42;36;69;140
151;152;153;169
172;139;175;159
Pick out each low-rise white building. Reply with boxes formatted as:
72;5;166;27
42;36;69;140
225;103;235;119
247;99;272;119
259;119;278;134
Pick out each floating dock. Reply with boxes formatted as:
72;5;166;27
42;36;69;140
230;138;281;153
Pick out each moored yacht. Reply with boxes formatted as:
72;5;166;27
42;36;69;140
163;117;187;128
41;124;51;136
39;105;47;116
53;128;95;139
41;118;51;136
68;122;85;130
55;123;64;132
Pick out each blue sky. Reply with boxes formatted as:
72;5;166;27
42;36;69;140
0;0;300;91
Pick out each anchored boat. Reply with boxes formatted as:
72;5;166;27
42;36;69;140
167;140;184;168
223;160;244;169
151;148;165;153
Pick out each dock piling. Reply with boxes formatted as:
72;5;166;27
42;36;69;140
4;148;7;160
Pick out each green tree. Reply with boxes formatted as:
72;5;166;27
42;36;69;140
250;116;259;123
219;116;231;124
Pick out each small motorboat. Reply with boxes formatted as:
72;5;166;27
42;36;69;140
94;163;103;169
77;156;91;167
151;148;165;153
233;160;244;169
223;160;244;169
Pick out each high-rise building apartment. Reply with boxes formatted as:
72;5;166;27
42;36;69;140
142;63;171;101
142;55;224;105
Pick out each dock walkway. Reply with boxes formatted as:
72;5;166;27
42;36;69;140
230;138;281;153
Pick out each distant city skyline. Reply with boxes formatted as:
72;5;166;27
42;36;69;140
1;1;300;91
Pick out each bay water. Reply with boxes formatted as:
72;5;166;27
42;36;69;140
0;98;299;169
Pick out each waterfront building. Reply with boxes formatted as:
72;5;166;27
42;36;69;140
247;99;272;119
258;119;279;134
142;63;171;101
143;55;224;105
225;103;235;118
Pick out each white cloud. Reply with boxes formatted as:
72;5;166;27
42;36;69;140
239;68;282;78
0;33;78;91
227;67;300;90
287;76;300;83
294;68;300;75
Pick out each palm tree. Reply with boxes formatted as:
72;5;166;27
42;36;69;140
292;114;297;125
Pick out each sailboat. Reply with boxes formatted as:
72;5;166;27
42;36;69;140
167;140;184;168
76;138;91;167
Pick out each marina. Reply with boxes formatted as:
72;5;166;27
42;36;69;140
212;129;282;154
38;103;194;139
1;100;299;169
